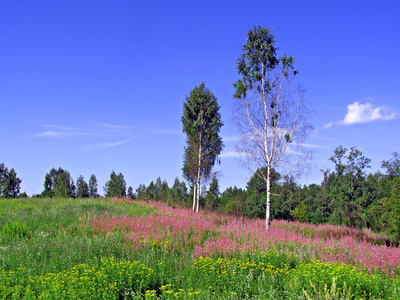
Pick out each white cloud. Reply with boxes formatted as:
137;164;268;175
324;102;397;128
81;140;130;151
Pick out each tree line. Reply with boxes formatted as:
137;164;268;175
1;148;399;241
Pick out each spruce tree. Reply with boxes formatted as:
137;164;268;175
89;174;98;197
104;171;126;197
205;176;220;210
76;175;90;198
2;168;22;198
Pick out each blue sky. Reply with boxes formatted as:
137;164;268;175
1;0;399;196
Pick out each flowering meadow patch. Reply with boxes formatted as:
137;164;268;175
83;198;400;279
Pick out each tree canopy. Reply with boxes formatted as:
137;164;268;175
42;167;76;198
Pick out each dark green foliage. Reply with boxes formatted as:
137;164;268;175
270;177;299;221
42;167;76;198
18;191;28;199
220;186;246;216
325;146;371;227
135;184;146;200
0;163;8;196
88;174;98;198
234;26;279;99
182;83;224;153
367;177;400;242
152;177;170;201
182;143;197;186
243;168;283;219
103;171;126;197
382;152;400;179
205;176;220;210
245;170;268;219
76;175;89;198
146;181;155;201
1;166;22;198
127;186;135;199
171;177;189;205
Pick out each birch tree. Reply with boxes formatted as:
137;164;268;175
233;26;313;230
182;82;224;212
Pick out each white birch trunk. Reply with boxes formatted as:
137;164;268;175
266;165;271;230
192;183;197;211
196;141;202;213
196;177;200;213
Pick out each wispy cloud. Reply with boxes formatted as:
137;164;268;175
220;151;242;158
324;102;397;128
35;131;72;137
294;143;327;149
32;123;181;138
34;131;115;138
30;123;180;151
96;123;128;130
151;129;182;135
34;123;126;138
81;140;130;151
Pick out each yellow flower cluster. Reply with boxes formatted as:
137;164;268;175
158;285;200;299
290;260;399;299
0;257;155;299
192;256;287;277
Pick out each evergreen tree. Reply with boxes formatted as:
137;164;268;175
154;177;163;200
146;181;155;201
76;175;90;198
88;174;98;198
127;186;134;199
172;177;188;204
135;184;146;199
182;82;224;212
205;176;220;210
0;163;8;197
2;168;22;198
104;171;126;197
